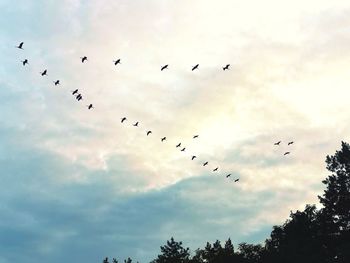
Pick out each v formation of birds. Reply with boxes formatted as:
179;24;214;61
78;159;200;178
16;41;295;184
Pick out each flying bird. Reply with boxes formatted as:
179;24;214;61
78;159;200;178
81;56;88;63
193;135;199;139
22;59;28;66
113;59;121;66
192;64;199;71
87;104;93;110
161;64;168;71
213;167;218;172
191;155;196;160
40;70;47;76
16;42;24;49
223;64;230;70
181;148;186;152
288;141;294;145
234;178;239;182
274;141;281;145
284;152;290;156
121;117;127;123
133;122;139;127
226;174;231;178
161;137;166;142
54;80;60;86
72;89;79;95
146;131;152;136
203;161;208;166
176;143;181;148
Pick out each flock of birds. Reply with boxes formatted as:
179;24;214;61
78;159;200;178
16;41;295;183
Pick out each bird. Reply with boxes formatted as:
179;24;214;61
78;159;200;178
72;89;79;95
40;70;47;76
113;59;121;66
192;64;199;71
121;117;127;123
223;64;230;70
76;94;82;101
161;137;166;142
54;80;60;86
274;141;281;145
176;143;181;148
22;59;28;66
203;161;208;166
234;178;239;182
284;152;290;156
288;141;294;145
81;56;88;63
161;64;168;71
181;148;186;152
193;135;199;139
213;167;218;172
226;174;231;178
16;42;24;49
87;104;93;110
146;131;152;136
191;155;196;160
133;122;139;127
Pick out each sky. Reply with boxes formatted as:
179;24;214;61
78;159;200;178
1;0;350;262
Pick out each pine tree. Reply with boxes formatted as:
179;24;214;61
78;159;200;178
151;237;190;263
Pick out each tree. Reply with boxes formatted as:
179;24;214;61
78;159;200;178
319;141;350;231
318;141;350;262
237;243;263;263
151;237;190;263
264;205;328;263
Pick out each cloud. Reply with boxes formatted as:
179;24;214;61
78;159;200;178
1;0;350;262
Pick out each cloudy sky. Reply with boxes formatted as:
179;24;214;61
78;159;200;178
1;0;350;262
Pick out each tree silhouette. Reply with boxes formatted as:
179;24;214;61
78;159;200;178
151;237;190;263
237;243;263;263
318;141;350;262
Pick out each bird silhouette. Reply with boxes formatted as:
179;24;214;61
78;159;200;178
16;42;24;49
181;148;186;152
226;174;231;178
203;161;208;166
40;70;47;76
284;152;290;156
161;64;168;71
274;141;281;145
191;155;196;160
72;89;79;95
113;59;121;65
54;80;60;86
146;131;152;136
176;143;181;148
87;104;93;110
288;141;294;145
133;122;139;127
22;59;28;66
223;64;230;70
213;167;218;172
121;117;127;123
161;137;166;142
193;135;199;139
192;64;199;71
81;56;88;63
234;178;239;182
